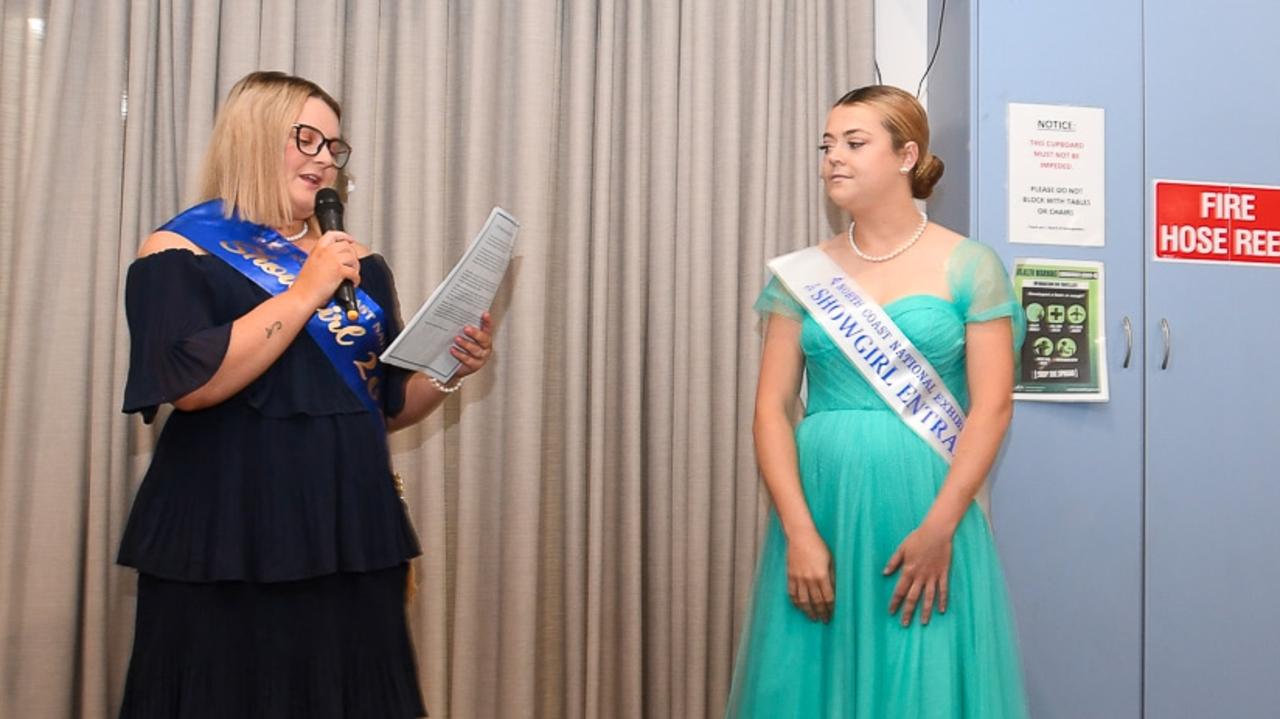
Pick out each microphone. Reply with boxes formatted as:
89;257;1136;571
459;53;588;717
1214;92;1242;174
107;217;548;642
313;188;359;321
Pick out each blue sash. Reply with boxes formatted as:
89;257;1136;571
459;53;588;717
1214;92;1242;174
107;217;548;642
162;200;388;427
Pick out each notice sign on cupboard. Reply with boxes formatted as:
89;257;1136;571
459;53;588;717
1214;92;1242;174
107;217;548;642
1155;180;1280;266
1008;102;1105;247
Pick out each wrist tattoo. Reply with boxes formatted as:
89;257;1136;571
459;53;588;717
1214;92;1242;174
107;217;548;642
266;320;283;338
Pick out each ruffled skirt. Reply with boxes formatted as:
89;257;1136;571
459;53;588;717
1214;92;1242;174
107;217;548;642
118;564;426;718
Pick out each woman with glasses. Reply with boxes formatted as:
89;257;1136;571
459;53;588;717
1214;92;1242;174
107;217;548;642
116;71;490;718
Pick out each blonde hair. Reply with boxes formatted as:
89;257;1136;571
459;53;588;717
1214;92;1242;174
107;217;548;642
834;85;944;199
196;71;344;227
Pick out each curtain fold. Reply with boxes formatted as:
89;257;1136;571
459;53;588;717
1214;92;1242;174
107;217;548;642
0;1;872;716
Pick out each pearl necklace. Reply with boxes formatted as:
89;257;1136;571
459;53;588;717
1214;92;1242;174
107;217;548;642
848;212;928;262
279;222;309;242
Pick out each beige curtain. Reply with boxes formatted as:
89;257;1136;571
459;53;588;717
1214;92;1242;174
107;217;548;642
0;1;872;716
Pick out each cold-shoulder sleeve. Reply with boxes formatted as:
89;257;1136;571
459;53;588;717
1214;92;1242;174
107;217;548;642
358;253;413;418
949;240;1027;351
122;250;233;423
754;275;806;321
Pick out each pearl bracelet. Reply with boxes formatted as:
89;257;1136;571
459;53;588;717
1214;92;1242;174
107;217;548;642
430;375;466;393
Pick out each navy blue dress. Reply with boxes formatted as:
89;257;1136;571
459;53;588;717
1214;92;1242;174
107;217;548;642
117;248;427;718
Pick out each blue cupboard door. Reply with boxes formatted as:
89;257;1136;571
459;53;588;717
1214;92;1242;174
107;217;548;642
976;2;1145;718
1143;2;1280;716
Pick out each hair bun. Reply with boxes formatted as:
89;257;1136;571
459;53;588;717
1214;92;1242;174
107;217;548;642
911;153;944;199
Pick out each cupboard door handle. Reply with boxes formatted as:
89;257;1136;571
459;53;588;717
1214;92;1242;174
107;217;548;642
1160;318;1171;370
1122;316;1133;369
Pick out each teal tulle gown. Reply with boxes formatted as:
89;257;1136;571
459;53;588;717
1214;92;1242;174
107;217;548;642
727;240;1030;719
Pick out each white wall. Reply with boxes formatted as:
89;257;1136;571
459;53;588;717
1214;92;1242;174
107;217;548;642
874;0;929;107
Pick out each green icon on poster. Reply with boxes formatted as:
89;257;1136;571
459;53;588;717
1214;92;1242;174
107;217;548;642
1046;305;1065;323
1056;337;1078;358
1026;303;1045;322
1067;304;1087;324
1034;337;1054;357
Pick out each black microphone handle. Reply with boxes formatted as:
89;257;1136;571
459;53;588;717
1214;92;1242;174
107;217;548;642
314;192;359;321
335;281;358;321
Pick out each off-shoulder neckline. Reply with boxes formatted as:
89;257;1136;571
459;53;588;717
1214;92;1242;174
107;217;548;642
134;247;385;264
815;237;980;309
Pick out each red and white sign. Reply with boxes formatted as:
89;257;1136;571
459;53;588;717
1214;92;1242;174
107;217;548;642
1155;180;1280;266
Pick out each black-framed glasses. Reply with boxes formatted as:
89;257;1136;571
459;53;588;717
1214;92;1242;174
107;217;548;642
291;123;352;169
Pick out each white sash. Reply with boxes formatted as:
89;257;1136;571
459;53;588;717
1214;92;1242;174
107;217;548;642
768;247;991;516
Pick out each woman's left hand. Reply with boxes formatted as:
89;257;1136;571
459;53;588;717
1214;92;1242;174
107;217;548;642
451;311;495;378
884;520;954;627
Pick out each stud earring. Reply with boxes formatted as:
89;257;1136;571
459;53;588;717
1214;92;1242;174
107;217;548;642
899;167;911;174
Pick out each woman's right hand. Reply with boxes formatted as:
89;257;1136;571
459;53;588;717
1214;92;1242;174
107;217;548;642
292;231;361;309
786;528;835;623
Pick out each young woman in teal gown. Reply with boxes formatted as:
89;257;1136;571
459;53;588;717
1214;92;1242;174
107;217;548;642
726;85;1030;718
